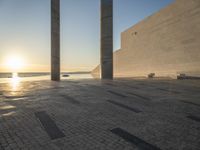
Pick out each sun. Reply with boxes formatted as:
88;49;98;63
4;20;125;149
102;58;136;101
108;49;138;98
5;55;25;71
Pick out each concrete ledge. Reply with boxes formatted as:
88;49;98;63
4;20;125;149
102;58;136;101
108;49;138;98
177;75;200;80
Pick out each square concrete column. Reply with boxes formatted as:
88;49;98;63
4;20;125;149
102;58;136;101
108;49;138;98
101;0;113;79
51;0;60;81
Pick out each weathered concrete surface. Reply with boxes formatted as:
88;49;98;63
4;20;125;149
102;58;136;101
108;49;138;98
93;0;200;78
101;0;113;79
0;79;200;149
51;0;60;81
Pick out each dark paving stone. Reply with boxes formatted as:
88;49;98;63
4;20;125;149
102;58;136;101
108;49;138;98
111;128;162;150
105;83;115;86
187;115;200;123
35;111;65;140
107;100;142;113
114;81;140;89
126;92;151;101
181;101;200;107
49;87;65;90
138;83;146;86
4;96;27;99
186;88;200;93
108;90;127;98
126;85;140;89
60;95;80;105
157;88;180;94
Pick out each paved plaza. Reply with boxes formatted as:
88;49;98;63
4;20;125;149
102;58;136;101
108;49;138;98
0;78;200;150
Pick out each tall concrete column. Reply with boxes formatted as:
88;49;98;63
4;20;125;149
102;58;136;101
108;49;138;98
51;0;60;81
101;0;113;79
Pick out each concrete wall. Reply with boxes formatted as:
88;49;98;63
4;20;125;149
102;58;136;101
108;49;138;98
92;0;200;78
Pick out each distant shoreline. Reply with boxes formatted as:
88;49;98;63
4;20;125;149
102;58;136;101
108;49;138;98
0;72;91;78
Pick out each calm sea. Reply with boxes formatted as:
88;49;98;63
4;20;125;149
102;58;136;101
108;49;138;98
0;72;92;83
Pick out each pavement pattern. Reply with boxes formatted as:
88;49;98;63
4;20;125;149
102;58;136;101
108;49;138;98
0;78;200;150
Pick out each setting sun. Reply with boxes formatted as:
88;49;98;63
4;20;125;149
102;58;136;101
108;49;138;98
5;55;25;71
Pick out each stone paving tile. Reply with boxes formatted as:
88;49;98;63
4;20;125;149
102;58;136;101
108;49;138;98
0;79;200;150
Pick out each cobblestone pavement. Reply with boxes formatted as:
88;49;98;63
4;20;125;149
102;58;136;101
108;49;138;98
0;78;200;150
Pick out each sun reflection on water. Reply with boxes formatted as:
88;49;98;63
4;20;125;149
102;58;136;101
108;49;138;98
10;72;21;91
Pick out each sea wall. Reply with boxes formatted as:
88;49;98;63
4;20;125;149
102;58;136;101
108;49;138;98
92;0;200;78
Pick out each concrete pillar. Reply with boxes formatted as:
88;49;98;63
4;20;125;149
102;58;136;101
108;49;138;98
51;0;60;81
101;0;113;79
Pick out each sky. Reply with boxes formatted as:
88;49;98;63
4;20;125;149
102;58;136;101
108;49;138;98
0;0;174;72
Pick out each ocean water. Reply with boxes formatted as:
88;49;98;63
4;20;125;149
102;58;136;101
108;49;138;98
0;72;93;83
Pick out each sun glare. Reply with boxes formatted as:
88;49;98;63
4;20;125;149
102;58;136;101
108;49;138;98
5;55;25;71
